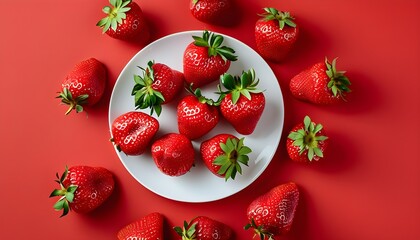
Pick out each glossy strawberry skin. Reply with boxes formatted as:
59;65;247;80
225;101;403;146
61;58;107;106
200;134;237;177
151;133;195;176
111;111;159;155
290;62;341;104
220;93;265;135
177;95;220;140
180;216;233;240
61;166;114;214
190;0;232;25
183;42;231;87
246;182;300;237
117;212;164;240
151;63;184;104
287;122;329;163
255;18;299;62
105;2;149;43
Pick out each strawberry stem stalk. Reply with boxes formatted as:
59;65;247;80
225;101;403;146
56;88;88;115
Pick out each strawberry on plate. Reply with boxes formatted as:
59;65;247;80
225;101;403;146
245;182;300;238
110;111;159;155
190;0;232;25
132;60;184;116
151;133;195;176
49;166;114;217
174;216;233;240
117;212;164;240
97;0;150;43
289;57;351;104
219;69;265;135
287;115;329;163
255;7;299;62
177;86;220;140
56;58;107;115
183;30;237;87
200;134;251;181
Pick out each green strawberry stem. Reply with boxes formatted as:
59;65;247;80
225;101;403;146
174;220;198;240
96;0;132;33
49;166;78;217
186;83;220;106
259;7;296;30
244;218;275;240
288;116;328;161
192;30;237;62
325;57;351;99
56;88;88;115
213;137;252;181
218;68;264;104
131;60;165;116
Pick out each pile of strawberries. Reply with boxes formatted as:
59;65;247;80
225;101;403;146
51;0;352;239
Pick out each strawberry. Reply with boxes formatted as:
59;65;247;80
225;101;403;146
117;212;164;240
151;133;195;176
111;111;159;155
190;0;232;25
183;30;237;87
287;115;329;163
245;182;300;238
56;58;107;115
49;166;114;217
174;216;233;240
255;8;299;62
200;134;251;181
132;60;184;116
219;69;265;135
177;87;220;140
289;57;351;104
97;0;149;43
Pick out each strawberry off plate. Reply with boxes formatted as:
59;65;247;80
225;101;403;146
108;30;284;202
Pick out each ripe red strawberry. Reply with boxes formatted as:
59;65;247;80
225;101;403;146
132;60;184;116
200;134;251;181
111;111;159;155
49;166;114;217
117;212;164;240
151;133;195;176
56;58;107;115
174;216;233;240
255;8;299;62
245;182;300;238
190;0;232;25
287;115;329;163
183;30;237;87
219;69;265;135
177;87;220;140
97;0;149;43
289;57;351;104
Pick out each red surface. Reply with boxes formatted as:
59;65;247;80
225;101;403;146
1;0;419;239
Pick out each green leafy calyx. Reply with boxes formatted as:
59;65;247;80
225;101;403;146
192;30;237;62
96;0;132;33
219;68;264;104
213;137;252;181
174;220;198;240
259;7;296;30
131;60;165;116
244;218;275;240
56;87;88;115
325;57;351;99
49;166;78;217
187;84;219;106
288;116;328;161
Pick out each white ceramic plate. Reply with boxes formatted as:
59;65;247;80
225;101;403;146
108;30;284;203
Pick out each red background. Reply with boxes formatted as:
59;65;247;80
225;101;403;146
1;0;419;239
